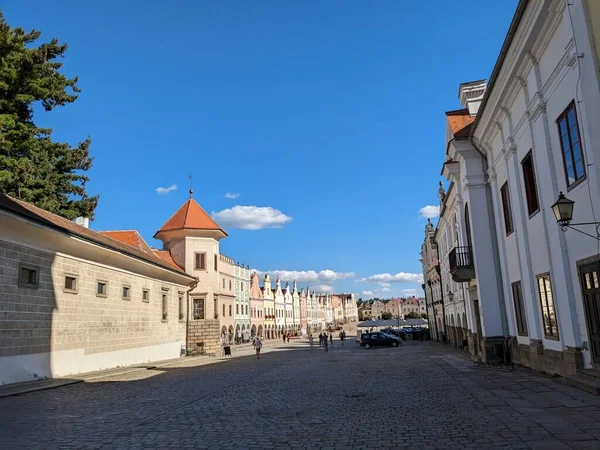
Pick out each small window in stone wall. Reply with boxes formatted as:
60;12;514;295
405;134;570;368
193;298;205;320
18;264;39;288
97;281;108;297
162;293;168;321
142;289;150;302
64;274;78;293
178;293;184;321
122;285;131;300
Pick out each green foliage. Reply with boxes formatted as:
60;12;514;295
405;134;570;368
0;12;97;219
381;312;392;320
421;313;428;320
406;311;420;319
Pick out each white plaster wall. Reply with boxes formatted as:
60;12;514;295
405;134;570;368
1;342;182;385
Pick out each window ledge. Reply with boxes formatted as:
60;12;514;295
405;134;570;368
179;319;186;323
96;293;108;298
161;319;169;323
63;289;78;295
122;297;131;301
566;176;587;193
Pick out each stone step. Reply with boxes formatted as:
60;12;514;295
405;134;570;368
564;373;600;395
578;368;600;382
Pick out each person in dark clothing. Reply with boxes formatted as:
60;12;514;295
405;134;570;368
329;332;333;346
318;333;323;347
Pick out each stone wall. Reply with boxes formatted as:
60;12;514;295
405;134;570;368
187;319;220;356
0;238;188;384
507;337;583;376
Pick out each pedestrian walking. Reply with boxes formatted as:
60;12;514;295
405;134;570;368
286;333;290;343
282;333;286;343
318;333;323;347
329;332;333;346
254;336;262;359
324;335;329;352
309;334;314;347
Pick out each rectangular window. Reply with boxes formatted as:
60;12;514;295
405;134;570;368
64;274;78;293
236;304;239;315
537;274;558;338
229;280;232;291
522;151;539;216
500;182;514;235
178;293;184;321
142;289;150;302
557;101;586;187
222;304;225;317
511;281;528;336
245;305;248;315
195;252;206;270
19;264;39;288
122;285;131;300
223;278;225;289
97;281;107;297
241;282;244;292
214;254;217;271
162;293;168;321
193;298;205;320
229;305;232;316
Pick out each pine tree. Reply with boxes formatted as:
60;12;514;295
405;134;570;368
0;12;98;219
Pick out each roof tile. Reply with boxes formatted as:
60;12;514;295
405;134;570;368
446;109;475;138
155;198;226;236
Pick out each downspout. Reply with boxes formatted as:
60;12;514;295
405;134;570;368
186;277;199;356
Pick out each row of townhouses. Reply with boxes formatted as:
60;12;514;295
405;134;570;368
420;0;600;388
358;298;426;321
247;273;357;340
0;192;357;385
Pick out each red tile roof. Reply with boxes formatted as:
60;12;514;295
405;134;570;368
155;198;227;237
99;230;153;254
446;109;475;138
0;194;191;277
153;250;183;271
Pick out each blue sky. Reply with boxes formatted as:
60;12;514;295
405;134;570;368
4;0;518;299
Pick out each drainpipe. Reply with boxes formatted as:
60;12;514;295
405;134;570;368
185;277;199;356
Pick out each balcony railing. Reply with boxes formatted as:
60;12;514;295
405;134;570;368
448;246;475;282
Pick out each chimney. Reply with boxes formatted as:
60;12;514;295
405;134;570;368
74;217;90;228
458;80;487;116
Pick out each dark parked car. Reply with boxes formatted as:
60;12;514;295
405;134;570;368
360;332;401;349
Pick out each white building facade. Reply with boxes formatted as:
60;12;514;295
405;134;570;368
234;262;250;342
427;0;600;381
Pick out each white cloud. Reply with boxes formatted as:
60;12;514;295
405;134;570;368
381;287;391;293
402;288;417;297
419;205;440;219
155;184;177;195
312;284;334;293
254;269;355;285
212;206;292;230
361;290;374;297
224;192;240;199
378;282;391;288
358;272;424;284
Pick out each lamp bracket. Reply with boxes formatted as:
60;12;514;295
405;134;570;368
560;222;600;241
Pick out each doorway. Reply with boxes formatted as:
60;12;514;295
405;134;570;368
580;262;600;365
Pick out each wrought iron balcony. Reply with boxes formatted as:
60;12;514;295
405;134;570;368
448;246;475;283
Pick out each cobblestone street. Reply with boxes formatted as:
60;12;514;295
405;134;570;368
2;341;600;449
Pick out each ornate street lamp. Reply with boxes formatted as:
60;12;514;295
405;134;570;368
552;192;600;240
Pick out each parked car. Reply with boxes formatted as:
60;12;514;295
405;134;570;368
360;332;401;349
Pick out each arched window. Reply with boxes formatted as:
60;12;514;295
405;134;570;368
465;203;473;249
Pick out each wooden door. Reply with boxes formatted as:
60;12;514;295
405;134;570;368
581;263;600;364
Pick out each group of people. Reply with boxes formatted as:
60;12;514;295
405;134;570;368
306;330;348;352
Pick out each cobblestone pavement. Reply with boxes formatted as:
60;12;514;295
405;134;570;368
2;341;600;449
